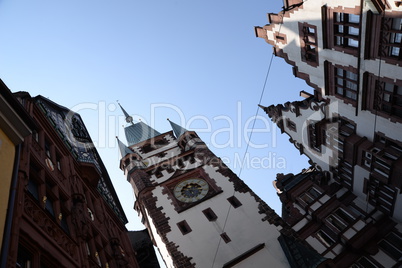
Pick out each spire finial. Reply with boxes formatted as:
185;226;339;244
117;101;134;125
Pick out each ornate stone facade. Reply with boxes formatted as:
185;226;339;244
256;0;402;266
4;92;141;268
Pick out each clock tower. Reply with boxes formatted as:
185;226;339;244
117;106;292;268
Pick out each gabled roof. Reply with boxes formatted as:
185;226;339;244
168;119;188;138
125;121;161;146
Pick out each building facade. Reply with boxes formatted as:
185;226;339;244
256;0;402;267
3;90;140;268
116;106;308;267
0;80;34;266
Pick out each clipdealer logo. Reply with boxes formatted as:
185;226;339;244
70;101;287;170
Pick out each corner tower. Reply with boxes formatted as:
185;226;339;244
117;105;299;267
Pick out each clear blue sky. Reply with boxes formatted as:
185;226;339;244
1;0;312;264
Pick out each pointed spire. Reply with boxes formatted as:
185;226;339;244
168;119;188;138
116;136;133;158
118;102;134;125
124;121;161;146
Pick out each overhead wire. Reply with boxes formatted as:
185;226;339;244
210;9;286;268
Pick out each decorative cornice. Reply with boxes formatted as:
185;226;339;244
261;97;328;121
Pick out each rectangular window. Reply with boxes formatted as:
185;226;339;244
32;130;39;143
86;242;91;256
378;231;402;260
381;17;402;60
28;162;41;201
326;208;356;232
367;177;396;216
202;208;217;221
308;120;322;152
177;220;192;235
322;6;360;56
333;160;353;189
339;118;356;136
56;153;62;171
375;80;402;119
363;134;402;185
372;157;391;178
298;187;322;207
60;210;70;234
227;196;242;208
44;196;55;217
220;232;231;243
334;13;360;49
323;116;355;157
299;22;318;66
27;179;39;200
335;68;358;101
366;12;402;64
316;229;335;247
326;62;359;106
351;256;381;268
16;244;32;268
45;140;51;158
45;182;56;217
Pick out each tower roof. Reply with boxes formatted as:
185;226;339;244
125;121;161;146
168;119;188;138
118;102;134;124
116;136;133;158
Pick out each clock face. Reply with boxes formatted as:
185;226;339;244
174;178;209;203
